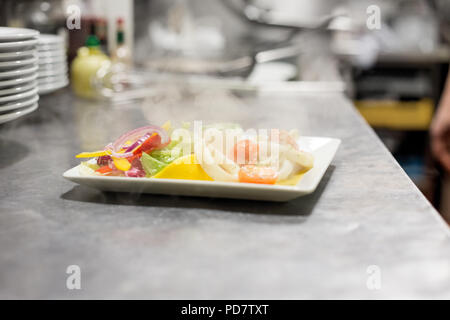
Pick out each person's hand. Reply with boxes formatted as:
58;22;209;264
431;99;450;172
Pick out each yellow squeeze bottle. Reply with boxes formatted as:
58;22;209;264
71;35;110;99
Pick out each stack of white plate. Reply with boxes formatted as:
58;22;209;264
37;34;68;94
0;27;39;125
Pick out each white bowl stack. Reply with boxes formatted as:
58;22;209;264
0;27;39;125
37;34;68;94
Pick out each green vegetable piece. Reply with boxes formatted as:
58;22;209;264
151;149;181;164
150;138;183;164
140;152;167;177
81;161;100;171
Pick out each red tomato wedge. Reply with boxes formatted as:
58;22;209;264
238;165;278;184
134;134;162;154
233;139;259;165
126;152;142;163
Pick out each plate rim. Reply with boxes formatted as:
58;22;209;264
38;80;68;94
38;50;66;58
0;94;39;112
0;73;38;87
38;34;64;45
0;49;35;59
0;80;36;96
37;43;65;52
0;56;38;68
38;67;68;77
0;102;38;124
38;76;68;84
0;64;38;79
0;39;38;49
0;87;38;103
0;27;39;41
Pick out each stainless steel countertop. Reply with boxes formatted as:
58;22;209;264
0;87;449;299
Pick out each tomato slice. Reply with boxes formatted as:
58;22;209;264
134;134;162;154
96;165;113;175
127;152;142;162
238;165;278;184
233;139;258;165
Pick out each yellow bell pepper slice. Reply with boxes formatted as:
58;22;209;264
161;120;171;131
76;150;111;158
112;157;131;171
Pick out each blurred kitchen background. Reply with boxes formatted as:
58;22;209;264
1;0;450;221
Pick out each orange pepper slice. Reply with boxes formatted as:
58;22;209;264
96;165;113;174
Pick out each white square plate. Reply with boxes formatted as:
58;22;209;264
63;136;340;202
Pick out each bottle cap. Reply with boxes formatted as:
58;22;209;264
117;31;124;44
116;18;125;44
85;34;100;47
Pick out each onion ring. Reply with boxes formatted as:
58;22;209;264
105;125;169;159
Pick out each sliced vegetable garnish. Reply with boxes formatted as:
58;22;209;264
134;133;163;154
125;167;146;178
161;120;171;131
140;152;167;177
108;125;169;159
74;121;314;185
96;165;113;174
238;165;278;184
125;133;152;154
153;154;213;181
149;138;182;163
81;161;100;171
79;162;98;176
76;150;111;158
97;155;112;166
112;157;131;171
126;152;142;163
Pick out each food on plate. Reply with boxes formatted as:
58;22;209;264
75;121;314;185
152;154;213;181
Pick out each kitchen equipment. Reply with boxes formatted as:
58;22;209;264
91;62;345;103
221;0;345;30
146;41;305;78
138;0;343;80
